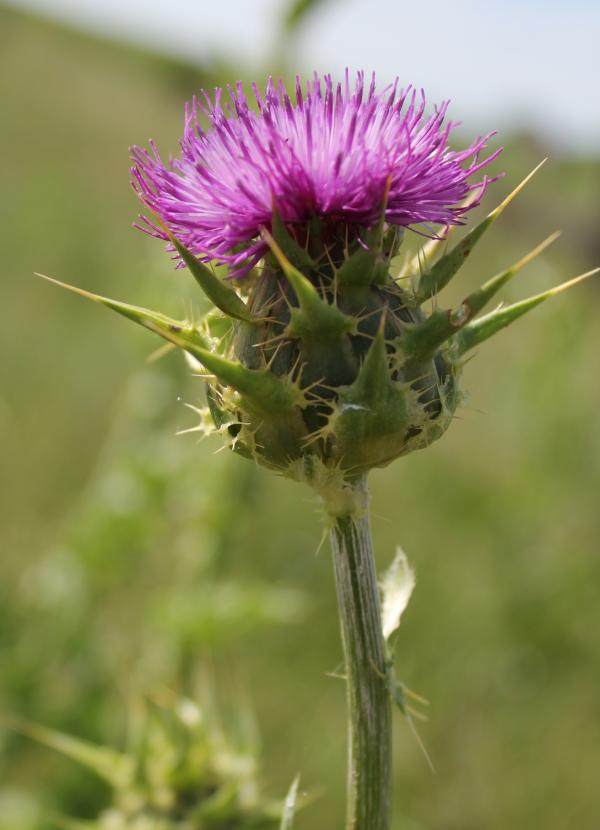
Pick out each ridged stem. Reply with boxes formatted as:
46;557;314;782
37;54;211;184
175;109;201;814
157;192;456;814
328;475;392;830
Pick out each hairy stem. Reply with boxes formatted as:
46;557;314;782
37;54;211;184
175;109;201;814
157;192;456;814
329;475;392;830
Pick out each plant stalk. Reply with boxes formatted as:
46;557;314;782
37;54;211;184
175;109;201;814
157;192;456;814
328;474;392;830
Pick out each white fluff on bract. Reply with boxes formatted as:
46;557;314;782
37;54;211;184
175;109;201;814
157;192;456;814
381;546;416;641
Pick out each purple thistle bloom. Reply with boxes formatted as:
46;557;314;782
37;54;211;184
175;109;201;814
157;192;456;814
131;71;501;277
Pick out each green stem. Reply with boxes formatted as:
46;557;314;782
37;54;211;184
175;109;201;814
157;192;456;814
328;474;392;830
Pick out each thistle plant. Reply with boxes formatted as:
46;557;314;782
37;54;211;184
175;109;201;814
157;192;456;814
10;693;296;830
40;72;597;830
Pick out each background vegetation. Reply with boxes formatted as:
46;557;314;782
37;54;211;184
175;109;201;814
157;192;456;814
1;4;599;828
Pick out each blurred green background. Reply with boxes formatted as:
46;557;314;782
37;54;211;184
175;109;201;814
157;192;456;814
1;2;599;828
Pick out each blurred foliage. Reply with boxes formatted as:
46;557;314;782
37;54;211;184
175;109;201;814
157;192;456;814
282;0;336;33
8;692;297;830
1;4;600;830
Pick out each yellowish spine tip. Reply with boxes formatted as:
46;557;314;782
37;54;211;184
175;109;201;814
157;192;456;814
545;266;600;296
487;157;548;222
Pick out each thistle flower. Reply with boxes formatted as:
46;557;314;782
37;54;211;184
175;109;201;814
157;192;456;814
40;72;596;511
131;72;500;277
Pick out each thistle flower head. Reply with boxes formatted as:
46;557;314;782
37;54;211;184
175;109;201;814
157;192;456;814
43;72;596;511
131;71;500;277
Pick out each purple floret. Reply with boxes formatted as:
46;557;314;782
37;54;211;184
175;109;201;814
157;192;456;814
131;71;501;277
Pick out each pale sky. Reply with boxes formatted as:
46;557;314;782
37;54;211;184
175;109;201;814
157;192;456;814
6;0;600;153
